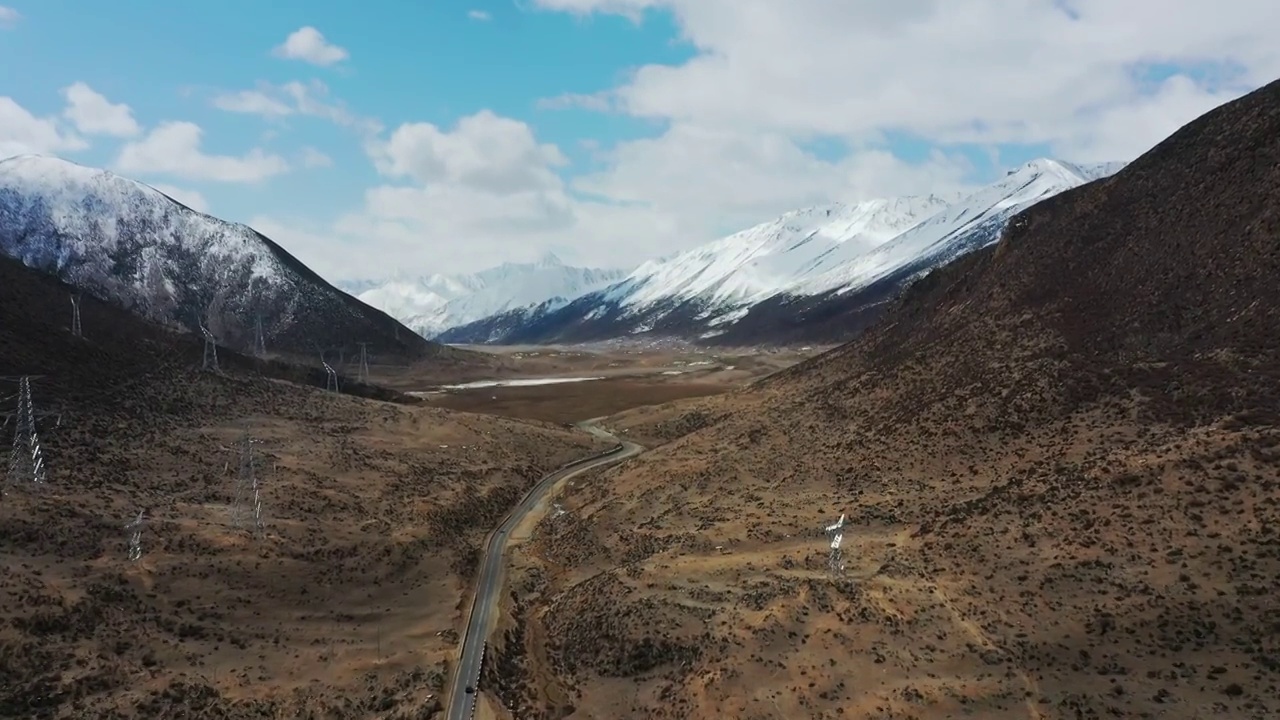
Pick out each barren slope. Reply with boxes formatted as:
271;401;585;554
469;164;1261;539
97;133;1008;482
0;257;610;718
492;79;1280;719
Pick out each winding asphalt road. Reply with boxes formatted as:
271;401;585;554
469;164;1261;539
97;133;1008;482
444;420;642;720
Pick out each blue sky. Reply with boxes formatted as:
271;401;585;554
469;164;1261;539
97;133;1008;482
0;1;1272;279
0;1;688;233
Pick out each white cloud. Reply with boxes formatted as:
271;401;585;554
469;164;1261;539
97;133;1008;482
343;0;1262;276
0;5;19;28
468;9;492;21
213;89;293;117
316;107;972;277
0;96;87;158
1052;74;1246;162
60;82;141;137
574;124;971;236
212;80;381;136
148;183;210;213
536;91;614;111
532;0;1280;155
272;26;349;66
127;0;1280;280
369;110;567;194
300;146;333;168
246;216;358;279
116;121;289;182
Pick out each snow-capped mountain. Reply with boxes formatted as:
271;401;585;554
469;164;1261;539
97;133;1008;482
438;158;1125;345
0;154;438;360
351;252;628;338
603;195;951;311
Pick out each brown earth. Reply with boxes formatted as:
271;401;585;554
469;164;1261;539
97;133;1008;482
401;346;818;427
0;256;614;718
365;344;822;392
425;379;729;427
488;79;1280;719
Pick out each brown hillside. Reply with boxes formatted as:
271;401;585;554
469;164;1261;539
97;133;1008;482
0;257;610;718
495;80;1280;719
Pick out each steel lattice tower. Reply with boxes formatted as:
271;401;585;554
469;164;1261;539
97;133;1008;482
254;315;267;358
5;376;48;486
231;425;268;537
356;342;371;384
824;513;846;576
126;509;146;562
201;326;219;372
70;294;83;338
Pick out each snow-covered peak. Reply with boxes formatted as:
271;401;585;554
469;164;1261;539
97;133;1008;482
0;155;431;356
605;194;951;309
789;157;1125;296
0;154;281;283
354;257;629;337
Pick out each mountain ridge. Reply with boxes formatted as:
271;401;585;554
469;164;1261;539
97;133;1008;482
0;154;455;363
351;255;630;338
438;156;1124;345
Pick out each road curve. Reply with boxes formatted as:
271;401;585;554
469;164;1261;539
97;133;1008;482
444;420;643;720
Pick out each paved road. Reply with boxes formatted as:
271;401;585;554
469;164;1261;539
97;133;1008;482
444;420;642;720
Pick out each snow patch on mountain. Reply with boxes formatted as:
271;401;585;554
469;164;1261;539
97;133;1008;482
0;154;431;356
604;195;951;311
789;158;1120;296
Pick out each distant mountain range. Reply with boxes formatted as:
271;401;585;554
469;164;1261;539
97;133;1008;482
437;158;1125;345
341;253;629;339
0;154;444;362
0;153;1124;355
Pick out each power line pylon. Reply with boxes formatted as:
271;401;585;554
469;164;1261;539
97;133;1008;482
1;376;62;487
70;293;83;338
125;509;147;562
321;355;340;393
230;424;268;538
254;315;267;358
200;325;220;372
824;513;846;576
356;342;371;384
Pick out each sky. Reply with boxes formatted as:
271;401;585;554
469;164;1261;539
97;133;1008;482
1;1;1277;282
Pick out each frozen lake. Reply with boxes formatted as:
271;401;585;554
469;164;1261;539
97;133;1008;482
439;376;606;390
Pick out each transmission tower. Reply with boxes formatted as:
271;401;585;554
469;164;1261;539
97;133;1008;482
230;424;267;537
200;325;220;372
356;342;371;384
70;293;83;338
824;513;846;576
2;376;61;487
125;509;146;562
254;315;267;358
322;356;340;393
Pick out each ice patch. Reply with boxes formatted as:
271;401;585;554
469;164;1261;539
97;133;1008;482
440;376;605;390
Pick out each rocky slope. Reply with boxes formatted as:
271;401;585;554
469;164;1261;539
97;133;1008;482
0;155;461;363
0;252;608;719
497;79;1280;718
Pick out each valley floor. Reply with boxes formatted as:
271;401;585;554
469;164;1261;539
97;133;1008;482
0;334;812;718
479;389;1280;720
